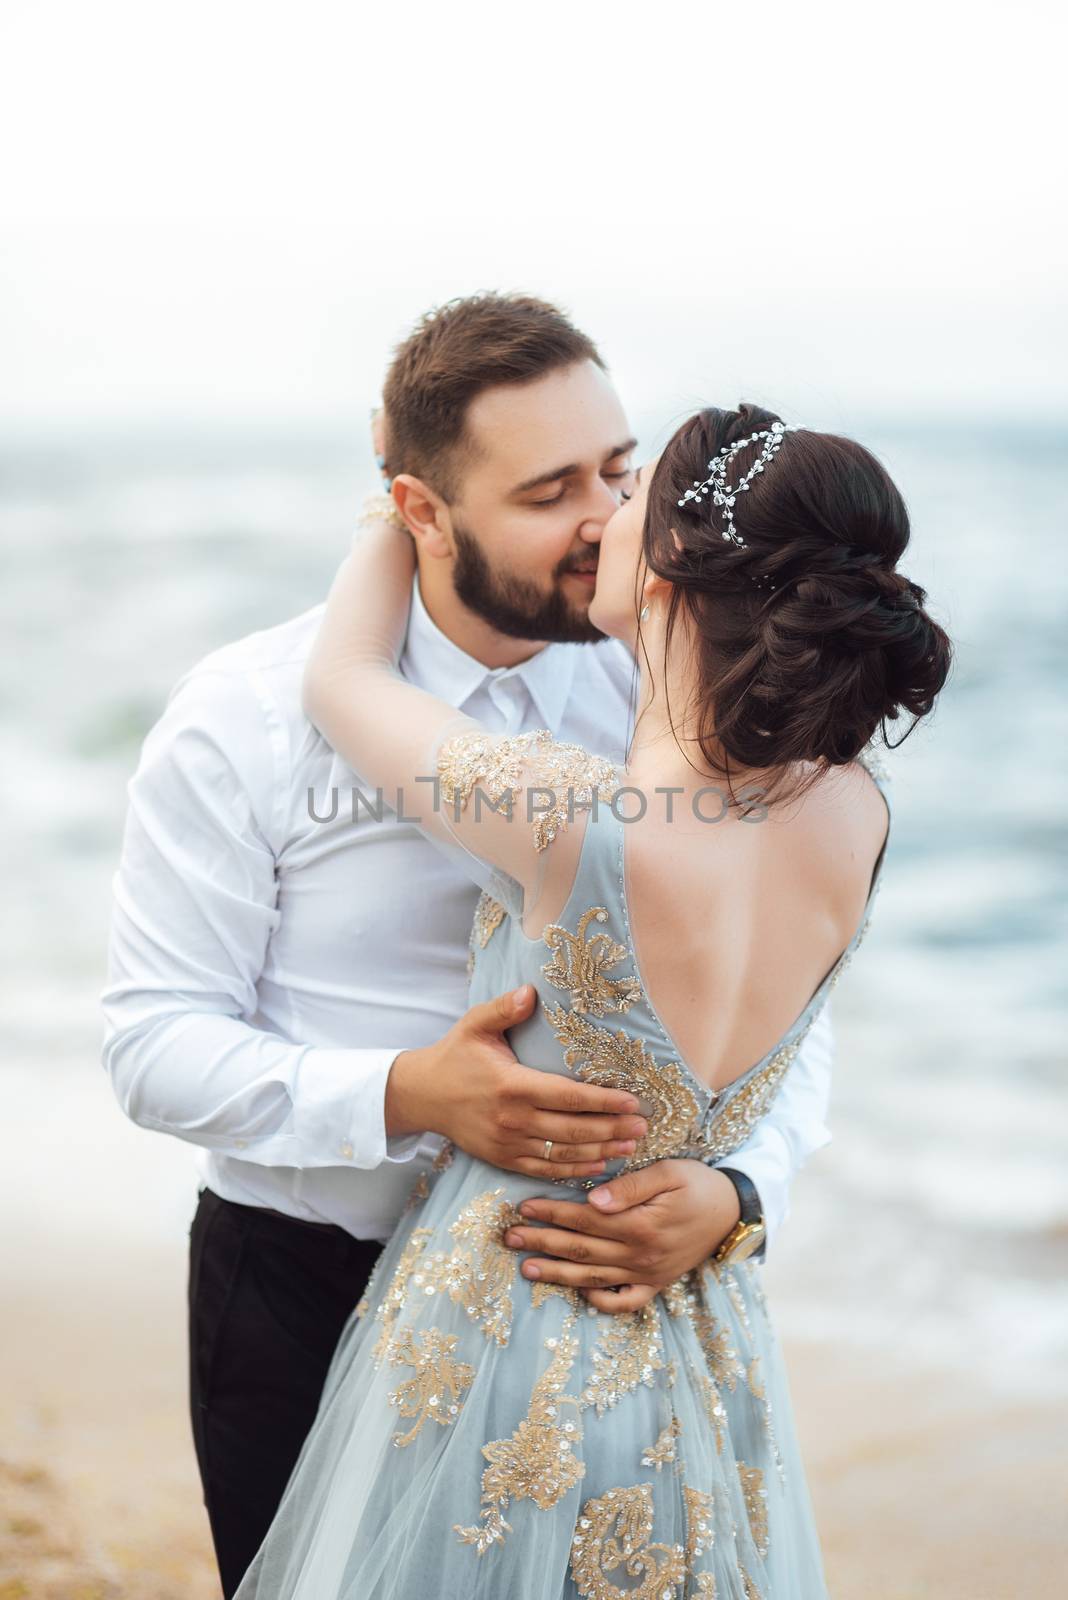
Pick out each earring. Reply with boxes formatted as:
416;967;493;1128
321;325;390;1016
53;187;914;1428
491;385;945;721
639;604;650;622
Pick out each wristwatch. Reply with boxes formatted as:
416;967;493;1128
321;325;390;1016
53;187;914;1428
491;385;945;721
712;1167;766;1265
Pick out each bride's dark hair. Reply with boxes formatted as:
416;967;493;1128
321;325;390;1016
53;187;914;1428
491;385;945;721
637;403;952;804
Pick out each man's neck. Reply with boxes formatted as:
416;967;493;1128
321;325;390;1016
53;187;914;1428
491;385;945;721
415;559;549;671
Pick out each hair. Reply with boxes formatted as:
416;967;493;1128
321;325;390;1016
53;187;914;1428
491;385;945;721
638;403;952;806
381;292;605;501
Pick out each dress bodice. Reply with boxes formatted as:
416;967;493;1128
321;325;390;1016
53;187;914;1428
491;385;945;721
461;742;892;1177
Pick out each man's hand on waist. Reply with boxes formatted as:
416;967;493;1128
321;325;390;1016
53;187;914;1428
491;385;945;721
501;1160;743;1314
385;984;647;1182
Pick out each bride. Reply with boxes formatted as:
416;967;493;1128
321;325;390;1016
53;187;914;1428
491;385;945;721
233;404;950;1599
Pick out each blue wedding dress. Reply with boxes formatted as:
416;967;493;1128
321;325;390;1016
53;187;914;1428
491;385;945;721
233;735;890;1600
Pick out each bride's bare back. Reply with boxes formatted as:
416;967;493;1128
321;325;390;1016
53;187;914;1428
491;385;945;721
523;758;890;1097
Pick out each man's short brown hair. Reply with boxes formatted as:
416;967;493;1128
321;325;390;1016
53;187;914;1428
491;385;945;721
381;292;605;500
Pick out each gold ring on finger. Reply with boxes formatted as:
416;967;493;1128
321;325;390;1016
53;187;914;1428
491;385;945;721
544;1139;554;1160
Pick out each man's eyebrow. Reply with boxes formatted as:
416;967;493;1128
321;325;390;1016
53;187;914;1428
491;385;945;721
511;437;638;495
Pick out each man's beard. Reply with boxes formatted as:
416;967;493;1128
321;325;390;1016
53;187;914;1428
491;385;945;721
451;520;606;644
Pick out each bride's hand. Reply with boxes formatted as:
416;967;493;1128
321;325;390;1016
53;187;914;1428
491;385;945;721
351;504;416;564
303;506;417;726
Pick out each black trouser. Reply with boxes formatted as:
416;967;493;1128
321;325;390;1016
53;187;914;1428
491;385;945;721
187;1186;383;1598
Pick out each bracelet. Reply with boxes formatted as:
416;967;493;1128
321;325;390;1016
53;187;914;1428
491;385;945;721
358;492;407;531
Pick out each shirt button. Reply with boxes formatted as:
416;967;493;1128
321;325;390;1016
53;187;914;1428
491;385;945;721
234;1139;247;1149
340;1140;354;1159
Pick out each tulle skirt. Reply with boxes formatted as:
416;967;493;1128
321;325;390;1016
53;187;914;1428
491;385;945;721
233;1150;829;1599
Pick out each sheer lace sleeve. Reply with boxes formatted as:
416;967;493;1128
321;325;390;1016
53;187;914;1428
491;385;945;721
430;724;622;934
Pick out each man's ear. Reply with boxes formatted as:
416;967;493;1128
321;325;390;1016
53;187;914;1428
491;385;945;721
392;474;452;558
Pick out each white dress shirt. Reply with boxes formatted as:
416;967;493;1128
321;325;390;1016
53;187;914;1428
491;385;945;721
102;573;833;1245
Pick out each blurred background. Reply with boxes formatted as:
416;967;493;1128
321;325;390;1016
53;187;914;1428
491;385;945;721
1;2;1065;1596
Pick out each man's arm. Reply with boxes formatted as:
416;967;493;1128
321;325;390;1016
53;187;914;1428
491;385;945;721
101;666;418;1171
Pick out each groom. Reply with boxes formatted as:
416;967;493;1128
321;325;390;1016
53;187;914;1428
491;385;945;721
102;292;833;1597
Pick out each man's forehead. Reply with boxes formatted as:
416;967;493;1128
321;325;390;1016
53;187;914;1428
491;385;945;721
464;361;632;483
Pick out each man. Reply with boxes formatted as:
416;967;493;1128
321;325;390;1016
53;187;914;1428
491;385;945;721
102;292;833;1598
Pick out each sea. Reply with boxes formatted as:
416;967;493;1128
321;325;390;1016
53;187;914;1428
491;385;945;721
1;418;1065;1399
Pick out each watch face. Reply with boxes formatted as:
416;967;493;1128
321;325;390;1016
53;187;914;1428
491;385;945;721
718;1221;765;1265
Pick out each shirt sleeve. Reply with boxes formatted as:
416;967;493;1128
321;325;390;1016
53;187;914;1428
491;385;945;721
101;664;421;1172
709;1001;834;1259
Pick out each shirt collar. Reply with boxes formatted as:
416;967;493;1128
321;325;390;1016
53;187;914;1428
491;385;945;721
400;570;579;732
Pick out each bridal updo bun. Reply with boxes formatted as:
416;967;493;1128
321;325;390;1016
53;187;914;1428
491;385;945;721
642;404;951;794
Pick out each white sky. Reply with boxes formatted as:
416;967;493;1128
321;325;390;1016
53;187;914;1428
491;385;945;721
1;0;1065;430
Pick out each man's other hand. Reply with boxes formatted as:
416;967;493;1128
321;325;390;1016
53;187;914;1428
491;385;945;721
501;1160;743;1312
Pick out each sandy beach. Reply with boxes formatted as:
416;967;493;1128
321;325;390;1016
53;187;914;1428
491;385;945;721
2;1071;1065;1600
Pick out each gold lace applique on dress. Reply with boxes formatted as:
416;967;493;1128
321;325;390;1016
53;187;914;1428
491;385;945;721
669;1272;785;1484
662;1274;747;1393
531;1290;668;1423
694;1308;745;1395
468;891;507;976
454;1315;585;1553
436;727;619;852
421;1189;522;1347
431;1141;455;1173
660;1276;691;1318
402;1171;431;1213
578;1303;666;1415
692;1364;729;1455
569;1483;687;1600
386;1326;476;1447
746;1355;785;1487
473;891;507;947
718;1266;754;1338
530;1280;585;1314
684;1485;717;1586
373;1191;520;1352
737;1462;770;1561
697;1020;815;1162
640;1418;681;1470
370;1230;433;1364
541;906;642;1016
542;1003;701;1170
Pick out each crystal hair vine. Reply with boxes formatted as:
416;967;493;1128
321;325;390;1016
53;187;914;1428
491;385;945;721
678;420;798;550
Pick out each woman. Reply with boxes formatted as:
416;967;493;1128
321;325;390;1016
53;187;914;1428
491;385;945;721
233;404;950;1598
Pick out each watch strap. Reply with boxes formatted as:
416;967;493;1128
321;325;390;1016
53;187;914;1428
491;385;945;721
714;1166;763;1227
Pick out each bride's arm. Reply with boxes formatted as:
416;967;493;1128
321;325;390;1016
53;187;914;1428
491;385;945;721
303;517;464;782
303;517;584;904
